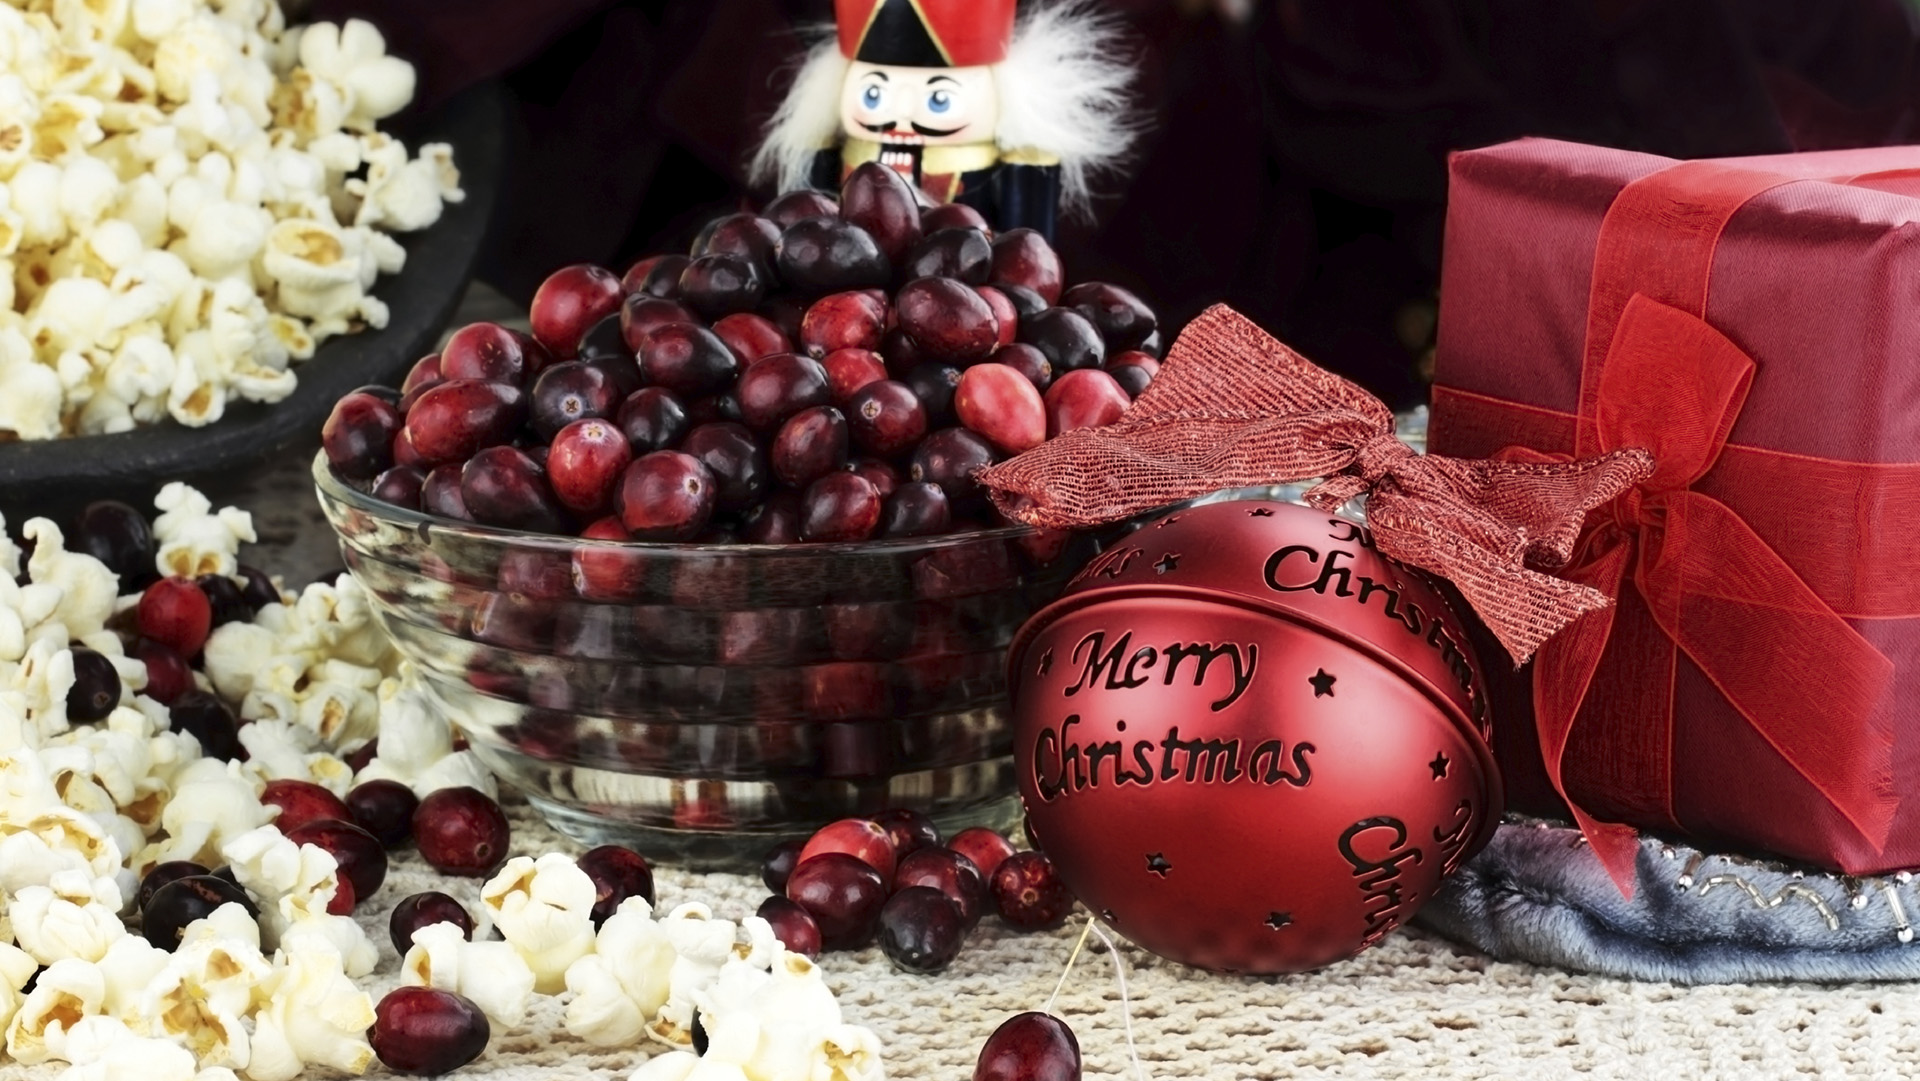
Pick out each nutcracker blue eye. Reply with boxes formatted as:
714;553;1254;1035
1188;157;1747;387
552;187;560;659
928;89;953;113
862;85;884;110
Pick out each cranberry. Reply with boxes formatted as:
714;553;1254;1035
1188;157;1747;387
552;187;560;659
390;891;476;956
909;428;998;510
697;212;782;266
839;161;923;266
136;861;210;913
801;472;882;543
547;419;633;515
975;1012;1081;1081
237;565;281;610
786;853;888;951
287;818;387;904
345;739;380;775
370;466;426;510
617;387;690;454
923;202;991;233
441;322;531;385
878;886;965;974
680;422;770;514
68;500;156;589
346;780;419;848
849;458;901;500
976;286;1020;347
764;189;840;228
991;850;1075;929
845;380;928;458
322;391;401;480
262;779;353;834
1019;308;1106;373
392;425;430;468
198;572;253;625
402;353;444;397
992;343;1054;391
619;295;700;353
528;360;618;441
131;638;191;704
167;690;242;760
821;348;890;404
880;482;953;538
616;451;717;541
773;406;850;490
997;282;1050;322
514;330;559;378
742;492;803;544
1106;350;1160;397
637;323;740;398
713;312;792;367
1063;281;1159;352
577;845;656;926
1044;369;1132;437
679;253;766;321
405;380;526;465
761;838;806;893
572;517;647;599
874;808;941;859
735;353;832;432
776;218;890;296
531;264;624;360
461;446;569;534
64;647;120;722
903;363;963;425
422;464;472;521
895;846;990;927
143;875;257;951
881;326;924;374
989;229;1065;304
756;896;823;959
413;787;510;877
956;363;1047;454
623;253;690;298
138;577;211;658
949;827;1017;880
799;818;897;879
801;291;888;357
897;277;1000;365
904;227;993;285
371;987;490;1076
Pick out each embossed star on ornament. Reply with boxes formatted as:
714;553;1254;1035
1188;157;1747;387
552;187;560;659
1430;752;1450;780
1154;552;1180;574
1265;911;1293;931
1038;650;1053;676
1146;853;1172;878
1309;669;1337;697
1249;508;1274;517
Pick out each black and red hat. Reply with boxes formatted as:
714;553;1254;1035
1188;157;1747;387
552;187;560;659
835;0;1018;68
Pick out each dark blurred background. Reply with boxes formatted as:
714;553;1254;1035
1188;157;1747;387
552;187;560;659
311;0;1920;409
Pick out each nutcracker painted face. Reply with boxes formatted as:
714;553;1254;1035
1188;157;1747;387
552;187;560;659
834;0;1017;182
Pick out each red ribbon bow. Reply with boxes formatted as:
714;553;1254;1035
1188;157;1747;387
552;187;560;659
979;304;1655;665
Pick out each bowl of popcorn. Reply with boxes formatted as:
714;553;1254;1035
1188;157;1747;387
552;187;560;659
0;0;501;509
316;166;1161;868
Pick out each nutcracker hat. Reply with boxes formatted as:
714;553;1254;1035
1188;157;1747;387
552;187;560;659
836;0;1019;68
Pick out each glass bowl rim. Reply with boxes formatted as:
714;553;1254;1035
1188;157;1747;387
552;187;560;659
311;450;1037;558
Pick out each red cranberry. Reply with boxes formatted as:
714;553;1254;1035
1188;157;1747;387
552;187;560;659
679;253;766;321
773;406;850;490
799;818;896;879
617;387;690;454
1062;281;1159;352
1044;368;1132;437
441;322;531;386
65;647;120;722
845;381;927;458
878;886;965;974
786;853;888;951
136;861;211;913
1106;350;1159;397
897;277;1000;365
989;229;1065;304
344;739;379;775
421;464;472;521
839;161;923;266
167;690;242;760
801;291;888;357
413;787;510;877
529;361;618;441
764;190;840;228
903;227;993;285
577;845;656;926
405;380;526;465
263;779;353;835
756;896;823;959
896;846;990;927
131;638;191;704
369;466;425;510
821;348;889;403
902;363;963;425
138;577;211;658
923;202;991;233
909;428;998;510
875;808;941;859
761;838;806;893
879;482;951;539
956;364;1046;454
391;426;430;469
637;323;740;397
322;391;401;481
346;780;419;848
390;891;476;955
800;472;882;543
976;286;1020;347
461;446;569;534
991;850;1075;930
547;419;633;516
975;1013;1081;1081
775;218;890;296
571;517;647;600
1019;308;1106;373
622;254;690;298
287;818;387;904
370;987;490;1076
742;491;803;544
619;296;700;353
531;264;624;360
992;343;1053;391
713;312;792;367
735;353;832;432
848;458;900;500
401;353;444;397
949;827;1017;880
143;875;257;951
616;451;717;540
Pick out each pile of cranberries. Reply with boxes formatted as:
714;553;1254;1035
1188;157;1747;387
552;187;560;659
323;162;1161;546
757;811;1073;976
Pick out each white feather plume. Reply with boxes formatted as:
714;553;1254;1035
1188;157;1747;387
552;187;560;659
749;33;851;192
995;0;1145;214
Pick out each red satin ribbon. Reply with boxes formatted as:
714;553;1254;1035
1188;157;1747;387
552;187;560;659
1519;162;1898;895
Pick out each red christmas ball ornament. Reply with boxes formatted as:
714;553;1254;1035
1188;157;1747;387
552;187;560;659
1009;499;1501;975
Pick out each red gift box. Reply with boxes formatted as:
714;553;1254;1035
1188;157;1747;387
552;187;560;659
1429;138;1920;884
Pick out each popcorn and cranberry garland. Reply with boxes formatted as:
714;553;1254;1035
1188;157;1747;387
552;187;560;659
0;0;464;440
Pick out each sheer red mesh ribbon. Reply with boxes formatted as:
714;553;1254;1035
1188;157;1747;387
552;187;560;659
979;304;1655;665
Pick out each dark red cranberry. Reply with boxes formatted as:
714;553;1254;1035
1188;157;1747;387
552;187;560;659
909;428;998;510
755;896;823;959
878;886;965;974
1044;368;1131;437
576;845;656;926
622;253;690;298
531;265;624;360
764;189;839;228
949;827;1018;880
617;387;690;454
68;500;156;589
345;739;379;775
1062;281;1158;352
461;447;569;534
713;312;792;367
923;202;991;233
678;422;769;514
514;330;559;379
776;218;891;296
903;228;993;285
401;353;444;397
619;296;700;354
167;690;242;760
698;212;782;267
839;161;923;266
195;573;253;627
616;451;716;540
287;818;388;903
638;323;741;397
143;875;257;951
735;353;832;432
370;987;490;1076
874;808;941;860
441;322;530;385
880;326;924;374
138;577;211;658
369;466;426;510
976;286;1020;347
236;565;280;610
413;787;510;877
786;853;888;951
989;229;1065;304
773;406;850;490
421;464;472;521
902;363;963;426
991;850;1074;930
322;391;401;480
679;253;767;321
547;419;633;516
801;292;888;357
996;282;1050;322
761;838;806;893
955;364;1046;454
1019;308;1106;373
895;846;990;928
975;1013;1081;1081
64;647;120;722
759;295;809;341
574;313;630;365
131;638;191;704
742;491;803;544
1106;350;1159;398
845;381;927;458
799;818;896;878
801;472;882;543
897;277;1000;365
262;779;353;835
992;343;1053;391
529;361;618;441
136;861;210;913
391;424;430;467
405;380;526;465
848;458;900;500
389;891;476;956
346;780;419;848
821;348;889;403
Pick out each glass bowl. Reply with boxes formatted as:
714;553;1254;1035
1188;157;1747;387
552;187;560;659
313;453;1097;869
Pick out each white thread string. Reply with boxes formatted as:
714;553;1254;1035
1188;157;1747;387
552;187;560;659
1086;918;1149;1081
1044;918;1094;1016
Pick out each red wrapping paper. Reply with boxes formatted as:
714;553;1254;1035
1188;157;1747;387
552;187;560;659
1431;138;1920;877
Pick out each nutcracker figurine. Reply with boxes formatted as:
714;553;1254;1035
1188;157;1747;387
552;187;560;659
751;0;1139;240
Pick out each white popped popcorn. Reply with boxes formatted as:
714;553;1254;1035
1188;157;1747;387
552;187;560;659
152;482;255;580
245;938;375;1081
564;898;675;1047
481;853;599;995
401;920;537;1031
